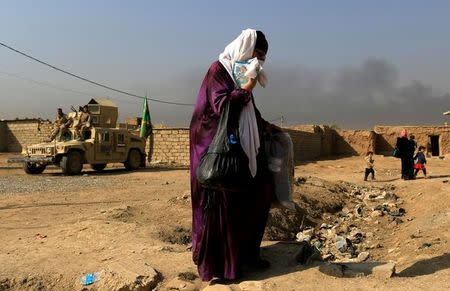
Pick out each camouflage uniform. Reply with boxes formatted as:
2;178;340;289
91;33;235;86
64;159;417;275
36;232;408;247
49;113;70;141
75;111;91;140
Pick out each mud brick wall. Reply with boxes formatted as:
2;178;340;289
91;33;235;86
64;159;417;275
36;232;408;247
3;120;53;152
0;121;6;151
318;125;335;157
334;130;376;156
284;129;322;161
374;125;450;155
146;127;324;165
147;128;190;165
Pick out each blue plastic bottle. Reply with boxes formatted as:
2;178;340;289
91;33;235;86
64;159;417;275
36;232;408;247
80;272;100;286
229;134;238;145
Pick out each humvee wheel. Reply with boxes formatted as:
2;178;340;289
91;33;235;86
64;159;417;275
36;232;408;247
124;149;141;171
61;151;83;175
23;162;46;174
91;163;107;171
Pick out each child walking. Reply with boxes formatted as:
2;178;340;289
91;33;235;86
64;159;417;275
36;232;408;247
364;151;375;181
414;146;427;178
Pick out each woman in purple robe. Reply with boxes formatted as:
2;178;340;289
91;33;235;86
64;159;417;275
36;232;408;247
189;29;277;281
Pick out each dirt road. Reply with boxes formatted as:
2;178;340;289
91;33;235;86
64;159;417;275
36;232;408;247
0;154;449;290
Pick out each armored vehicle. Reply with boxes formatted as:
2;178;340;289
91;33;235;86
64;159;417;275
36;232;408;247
17;98;146;175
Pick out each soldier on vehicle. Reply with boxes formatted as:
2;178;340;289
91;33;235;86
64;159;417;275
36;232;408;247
74;105;91;140
48;108;71;141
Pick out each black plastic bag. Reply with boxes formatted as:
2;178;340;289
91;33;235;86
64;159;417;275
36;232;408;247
196;101;251;192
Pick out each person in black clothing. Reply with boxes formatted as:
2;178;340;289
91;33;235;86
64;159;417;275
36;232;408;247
396;129;415;180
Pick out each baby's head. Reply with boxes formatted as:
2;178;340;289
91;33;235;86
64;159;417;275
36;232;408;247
418;146;425;152
366;151;374;157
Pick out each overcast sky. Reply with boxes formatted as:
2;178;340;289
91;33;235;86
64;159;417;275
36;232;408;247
1;0;450;128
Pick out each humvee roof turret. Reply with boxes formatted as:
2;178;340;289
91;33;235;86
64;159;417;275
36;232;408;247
10;99;147;175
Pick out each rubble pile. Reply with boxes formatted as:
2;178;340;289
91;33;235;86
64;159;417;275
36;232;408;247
293;177;406;263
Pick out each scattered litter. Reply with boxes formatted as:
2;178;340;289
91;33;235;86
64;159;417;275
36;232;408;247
419;242;432;249
80;272;100;286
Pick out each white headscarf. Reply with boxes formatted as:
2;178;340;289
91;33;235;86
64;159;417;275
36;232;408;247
218;29;268;177
219;29;268;87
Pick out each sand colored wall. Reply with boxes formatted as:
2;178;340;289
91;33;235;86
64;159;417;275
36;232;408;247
3;120;52;152
5;120;449;165
374;125;450;155
284;129;322;161
0;121;7;151
147;128;190;166
334;130;376;155
318;125;335;156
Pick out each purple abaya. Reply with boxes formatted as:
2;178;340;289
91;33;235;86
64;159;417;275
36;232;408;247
189;61;274;281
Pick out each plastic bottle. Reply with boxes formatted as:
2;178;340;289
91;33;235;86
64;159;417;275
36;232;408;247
229;134;238;145
80;272;100;286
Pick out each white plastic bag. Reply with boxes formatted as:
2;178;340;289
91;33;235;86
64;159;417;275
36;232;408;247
266;132;296;211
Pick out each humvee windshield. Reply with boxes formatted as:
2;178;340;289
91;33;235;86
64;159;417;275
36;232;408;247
60;130;72;141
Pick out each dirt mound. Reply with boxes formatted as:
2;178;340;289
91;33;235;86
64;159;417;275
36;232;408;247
265;176;349;240
105;206;135;223
92;262;162;291
0;275;50;291
158;226;191;245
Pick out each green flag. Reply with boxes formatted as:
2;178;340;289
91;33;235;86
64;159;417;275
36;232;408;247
140;95;152;139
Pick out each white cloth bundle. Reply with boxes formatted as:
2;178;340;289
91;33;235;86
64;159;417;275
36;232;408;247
218;28;268;177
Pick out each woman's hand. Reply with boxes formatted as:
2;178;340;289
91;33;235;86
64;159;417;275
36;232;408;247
242;78;257;92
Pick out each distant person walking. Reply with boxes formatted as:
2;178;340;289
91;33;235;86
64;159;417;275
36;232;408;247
414;146;427;178
364;151;375;181
396;129;415;180
189;29;278;281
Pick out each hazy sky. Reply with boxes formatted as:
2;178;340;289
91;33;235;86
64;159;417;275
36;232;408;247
1;0;450;128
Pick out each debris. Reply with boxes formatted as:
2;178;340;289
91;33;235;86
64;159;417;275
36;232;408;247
390;217;403;226
354;204;363;217
389;208;405;217
294;241;321;264
372;262;396;279
296;228;314;243
419;242;432;249
35;233;47;239
370;210;383;218
335;236;348;253
295;176;307;185
80;272;100;286
296;232;312;243
357;251;370;262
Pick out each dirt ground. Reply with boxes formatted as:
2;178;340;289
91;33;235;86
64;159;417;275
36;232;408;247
0;153;449;290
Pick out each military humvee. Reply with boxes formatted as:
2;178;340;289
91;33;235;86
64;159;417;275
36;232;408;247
17;98;146;175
